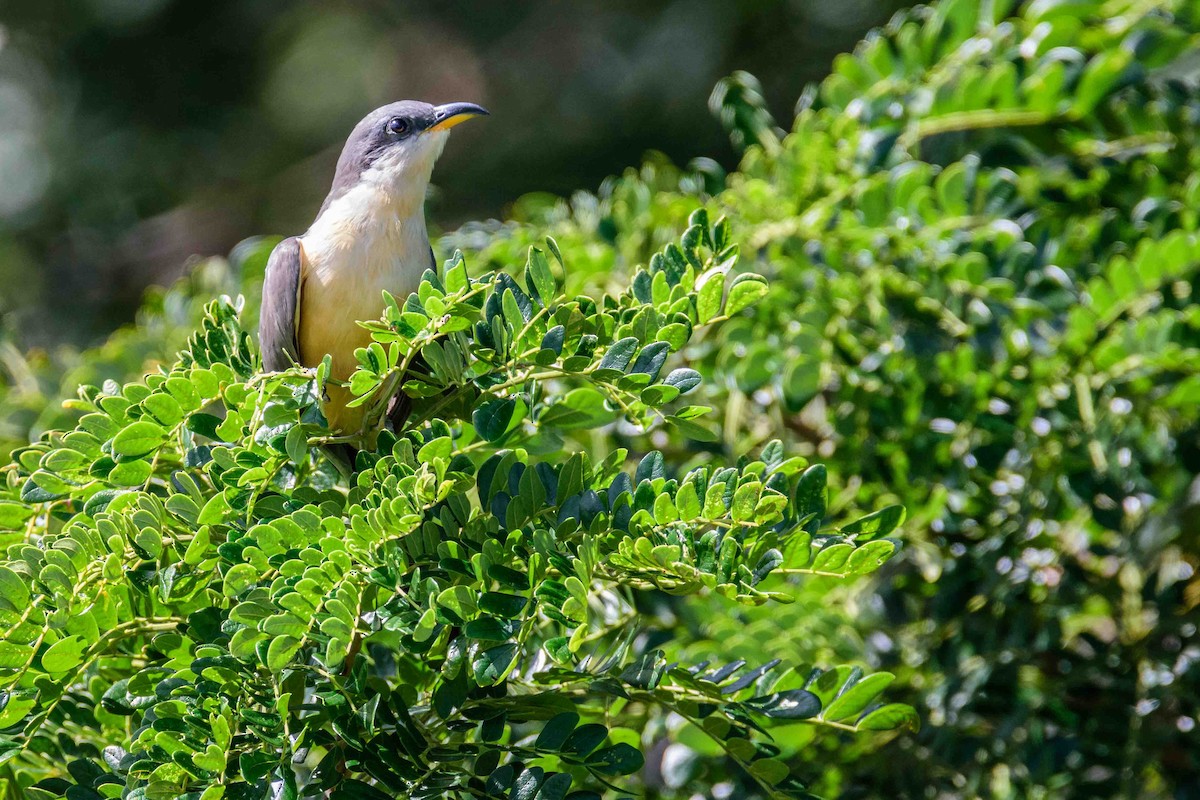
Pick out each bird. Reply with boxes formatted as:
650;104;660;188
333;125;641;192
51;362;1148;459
259;100;488;439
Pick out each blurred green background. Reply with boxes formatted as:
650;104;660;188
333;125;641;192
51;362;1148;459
0;0;901;346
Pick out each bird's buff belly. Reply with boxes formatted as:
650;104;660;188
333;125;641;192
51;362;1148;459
295;202;430;434
298;279;394;433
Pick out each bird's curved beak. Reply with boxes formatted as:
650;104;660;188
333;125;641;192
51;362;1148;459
427;102;489;133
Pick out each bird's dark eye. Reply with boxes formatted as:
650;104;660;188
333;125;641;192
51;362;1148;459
386;117;410;136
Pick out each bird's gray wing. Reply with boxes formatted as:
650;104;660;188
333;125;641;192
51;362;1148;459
259;236;304;372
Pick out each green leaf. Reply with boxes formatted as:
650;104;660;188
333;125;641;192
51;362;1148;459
29;470;70;497
109;459;152;487
0;643;29;670
198;492;230;525
843;505;905;539
541;325;566;355
857;702;920;732
845;539;898;574
1073;49;1132;117
656;322;689;350
285;425;308;464
223;563;259;597
0;692;36;729
598;337;639;371
536;711;579;751
823;672;895;721
664;368;702;394
586;743;644;775
636;451;665;482
731;482;762;522
437;585;480;622
184;526;211;566
724;275;768;316
479;592;527;618
544;636;571;664
544;235;563;267
229;626;280;664
536;773;572;800
187;412;223;440
527;246;557;302
418;436;453;464
749;758;790;787
142;393;184;426
133;525;163;559
239;751;277;782
112;421;168;458
743;689;821;719
703;482;727;518
666;415;719;442
794;464;827;532
444;252;469;293
640;384;680;406
811;542;853;573
472;642;519;685
463;616;518;641
620;650;667;689
84;489;126;516
630;342;670;379
20;479;59;504
473;397;518;442
502;288;526;331
697;273;725;323
0;503;33;531
676;481;701;520
563;723;608;757
0;567;31;610
540;388;613;430
266;635;303;671
262;613;307;639
40;635;87;673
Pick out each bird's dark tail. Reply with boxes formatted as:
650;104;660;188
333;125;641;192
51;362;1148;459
387;392;413;431
321;443;358;479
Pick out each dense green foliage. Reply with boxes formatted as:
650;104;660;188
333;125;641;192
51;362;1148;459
0;224;913;799
464;1;1200;795
3;0;1200;797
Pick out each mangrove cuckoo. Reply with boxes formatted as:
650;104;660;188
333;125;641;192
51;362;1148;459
259;100;488;434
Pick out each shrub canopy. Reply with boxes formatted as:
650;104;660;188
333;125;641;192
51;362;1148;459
0;224;912;798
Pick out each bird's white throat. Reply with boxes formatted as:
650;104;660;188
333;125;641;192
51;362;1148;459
358;129;449;217
301;129;448;287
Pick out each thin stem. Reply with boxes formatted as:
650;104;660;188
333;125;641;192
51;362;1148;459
899;109;1051;152
771;567;853;579
22;617;184;739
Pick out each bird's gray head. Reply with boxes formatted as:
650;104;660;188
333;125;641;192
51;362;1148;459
321;100;488;215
